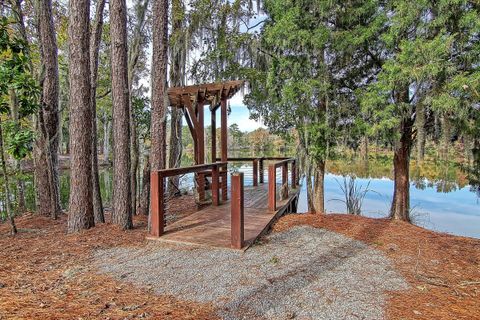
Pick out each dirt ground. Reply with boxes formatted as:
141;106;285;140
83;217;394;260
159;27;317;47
1;210;479;319
274;214;480;320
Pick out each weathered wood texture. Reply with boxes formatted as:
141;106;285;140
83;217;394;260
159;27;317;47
231;173;244;249
148;183;299;249
168;80;243;108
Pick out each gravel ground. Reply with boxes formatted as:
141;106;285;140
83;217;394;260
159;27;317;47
93;226;408;320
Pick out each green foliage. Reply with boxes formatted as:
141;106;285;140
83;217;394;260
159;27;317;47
359;0;480;145
0;17;39;160
3;120;34;159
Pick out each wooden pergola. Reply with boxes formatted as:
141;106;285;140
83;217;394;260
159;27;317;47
167;80;244;201
149;79;300;249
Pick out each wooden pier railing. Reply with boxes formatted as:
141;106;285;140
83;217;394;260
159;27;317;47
150;157;299;249
268;158;298;211
150;162;227;237
216;156;293;186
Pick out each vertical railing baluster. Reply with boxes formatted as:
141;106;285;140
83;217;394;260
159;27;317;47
253;159;258;187
268;165;276;211
150;171;164;237
259;157;264;183
231;172;244;249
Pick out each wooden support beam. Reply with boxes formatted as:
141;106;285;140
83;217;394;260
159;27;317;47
253;159;258;187
268;165;276;211
231;172;244;249
211;109;216;163
259;158;264;183
212;165;219;206
220;98;227;162
220;99;228;200
150;171;164;237
197;100;205;201
292;160;297;186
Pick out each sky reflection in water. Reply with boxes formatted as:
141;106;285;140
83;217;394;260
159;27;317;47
297;172;480;239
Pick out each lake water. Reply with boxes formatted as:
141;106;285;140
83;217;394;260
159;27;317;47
17;154;479;239
228;156;480;239
296;174;480;238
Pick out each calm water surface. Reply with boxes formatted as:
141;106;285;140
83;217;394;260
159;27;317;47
27;154;478;239
226;156;480;239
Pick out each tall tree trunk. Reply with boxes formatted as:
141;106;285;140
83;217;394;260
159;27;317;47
415;103;426;162
103;114;111;161
110;0;133;229
312;160;325;213
138;155;150;215
35;0;61;219
150;0;169;230
167;0;186;196
150;0;169;171
67;0;95;232
0;119;17;235
128;0;150;215
390;119;413;221
89;0;106;223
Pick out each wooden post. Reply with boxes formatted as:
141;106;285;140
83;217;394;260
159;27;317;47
292;160;297;186
220;99;228;199
220;99;227;162
253;159;258;187
282;162;288;198
150;171;164;237
259;158;264;183
268;165;276;211
211;109;216;163
212;164;219;206
231;172;244;249
197;101;205;201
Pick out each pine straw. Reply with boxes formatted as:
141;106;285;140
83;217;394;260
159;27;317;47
273;213;480;320
0;198;217;319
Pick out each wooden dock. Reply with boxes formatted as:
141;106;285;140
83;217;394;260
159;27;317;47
148;183;299;250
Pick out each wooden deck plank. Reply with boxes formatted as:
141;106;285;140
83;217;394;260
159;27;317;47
150;184;298;250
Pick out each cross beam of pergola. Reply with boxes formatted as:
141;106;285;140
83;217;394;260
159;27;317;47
167;80;244;201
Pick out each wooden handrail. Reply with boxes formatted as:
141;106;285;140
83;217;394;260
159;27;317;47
272;158;295;168
215;156;291;161
150;161;227;237
268;158;298;211
153;161;228;178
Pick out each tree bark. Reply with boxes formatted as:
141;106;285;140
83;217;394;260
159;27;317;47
312;160;325;214
138;154;150;215
415;103;426;162
110;0;133;229
36;0;61;219
67;0;95;232
167;0;186;196
102;113;111;161
390;119;413;222
89;0;106;224
128;0;150;215
150;0;169;172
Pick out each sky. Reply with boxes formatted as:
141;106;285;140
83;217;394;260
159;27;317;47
124;0;266;132
197;92;265;132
